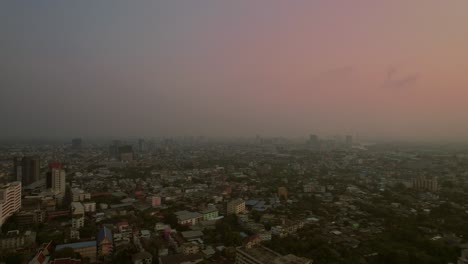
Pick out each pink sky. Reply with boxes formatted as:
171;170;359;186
1;1;468;139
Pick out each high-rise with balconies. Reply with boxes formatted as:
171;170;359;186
0;181;22;226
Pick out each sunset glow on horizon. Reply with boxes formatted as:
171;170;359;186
1;1;468;140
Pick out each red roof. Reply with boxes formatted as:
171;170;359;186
49;162;62;170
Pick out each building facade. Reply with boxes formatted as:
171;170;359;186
20;157;40;186
50;166;66;195
175;211;203;226
227;199;246;215
0;230;36;250
412;176;439;192
71;202;85;229
0;181;22;226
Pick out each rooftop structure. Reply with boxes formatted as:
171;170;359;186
236;246;312;264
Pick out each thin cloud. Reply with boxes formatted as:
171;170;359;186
383;67;419;89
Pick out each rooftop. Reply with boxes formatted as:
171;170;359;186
181;230;204;239
236;246;281;263
56;241;97;250
175;210;202;221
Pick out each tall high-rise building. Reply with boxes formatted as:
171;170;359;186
138;138;145;153
72;138;82;149
346;135;353;145
412;176;439;192
20;157;40;186
309;134;318;143
47;162;59;188
13;157;22;182
0;182;22;226
47;162;66;195
308;134;319;149
118;145;134;162
52;168;66;195
109;140;122;159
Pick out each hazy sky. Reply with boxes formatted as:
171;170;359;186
1;1;468;140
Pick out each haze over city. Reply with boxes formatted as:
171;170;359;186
4;2;468;264
2;1;468;140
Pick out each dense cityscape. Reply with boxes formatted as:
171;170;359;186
3;1;468;264
1;137;468;263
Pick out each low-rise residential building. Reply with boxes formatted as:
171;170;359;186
83;202;96;213
271;221;304;238
181;230;204;241
227;199;246;215
71;202;85;229
175;211;203;226
71;189;91;202
0;230;36;250
182;242;200;255
200;206;219;221
140;229;151;239
16;210;45;227
259;231;272;241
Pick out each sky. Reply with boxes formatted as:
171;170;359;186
1;1;468;140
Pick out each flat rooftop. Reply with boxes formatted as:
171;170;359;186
237;246;281;263
56;241;96;250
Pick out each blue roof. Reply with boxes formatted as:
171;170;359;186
56;241;96;250
253;201;266;208
245;200;259;206
97;226;113;243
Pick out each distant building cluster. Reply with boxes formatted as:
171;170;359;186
412;176;439;192
0;136;466;263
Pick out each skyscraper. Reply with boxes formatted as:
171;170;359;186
346;135;353;145
309;134;319;149
72;138;82;149
47;162;66;195
138;138;145;153
20;157;40;186
118;145;134;162
13;157;22;182
109;140;122;159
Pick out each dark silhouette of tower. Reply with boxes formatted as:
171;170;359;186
72;138;82;149
21;156;40;186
